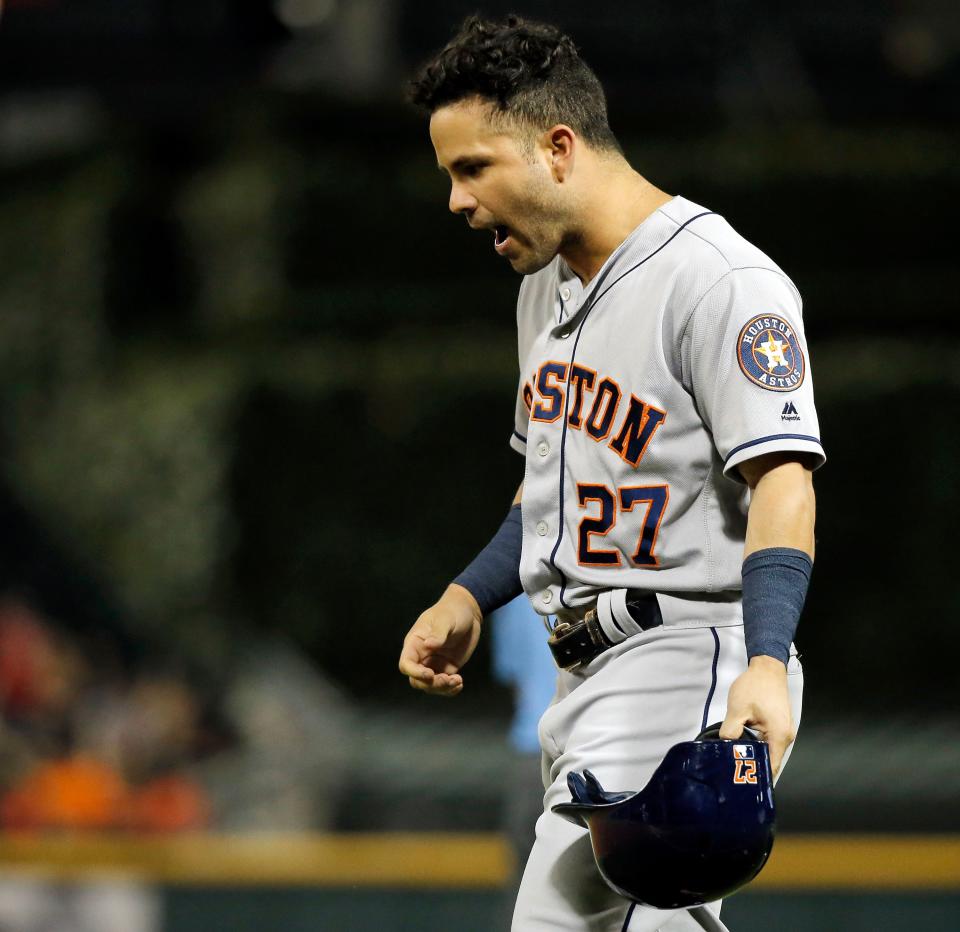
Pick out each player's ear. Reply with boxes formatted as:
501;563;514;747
544;124;576;182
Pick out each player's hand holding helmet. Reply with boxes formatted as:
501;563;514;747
720;655;796;775
398;584;482;696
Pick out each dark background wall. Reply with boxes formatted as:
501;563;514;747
0;0;957;840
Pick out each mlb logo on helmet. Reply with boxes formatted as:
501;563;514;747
733;747;759;784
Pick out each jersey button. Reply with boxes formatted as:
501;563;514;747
537;441;550;457
541;590;553;604
560;287;572;301
536;521;548;536
559;329;571;339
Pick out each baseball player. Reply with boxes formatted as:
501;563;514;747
398;15;822;932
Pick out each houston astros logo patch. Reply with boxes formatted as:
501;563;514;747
737;314;805;392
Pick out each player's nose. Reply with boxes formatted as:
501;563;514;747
448;182;478;216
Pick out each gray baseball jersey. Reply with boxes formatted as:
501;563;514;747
509;196;825;635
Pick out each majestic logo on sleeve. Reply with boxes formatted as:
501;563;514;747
737;314;805;392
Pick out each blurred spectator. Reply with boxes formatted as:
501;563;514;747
0;583;354;932
1;755;129;831
0;600;85;754
199;639;354;831
0;598;215;833
0;591;352;834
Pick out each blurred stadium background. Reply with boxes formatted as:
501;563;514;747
0;0;957;929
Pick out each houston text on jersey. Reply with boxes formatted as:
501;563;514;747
523;360;666;468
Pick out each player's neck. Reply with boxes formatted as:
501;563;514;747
559;169;672;285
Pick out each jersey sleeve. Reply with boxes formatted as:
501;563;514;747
682;267;826;481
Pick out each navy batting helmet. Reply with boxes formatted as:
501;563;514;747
551;724;776;909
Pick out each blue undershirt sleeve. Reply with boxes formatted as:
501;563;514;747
452;504;524;616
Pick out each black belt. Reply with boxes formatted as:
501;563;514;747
547;592;662;671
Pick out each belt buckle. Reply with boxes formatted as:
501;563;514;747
546;620;587;671
546;609;608;671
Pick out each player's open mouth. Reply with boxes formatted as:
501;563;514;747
493;224;513;255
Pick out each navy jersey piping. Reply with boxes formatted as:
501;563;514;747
700;627;721;732
548;210;716;609
512;429;528;445
620;902;636;931
725;433;823;464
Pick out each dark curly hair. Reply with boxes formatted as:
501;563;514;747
410;14;621;152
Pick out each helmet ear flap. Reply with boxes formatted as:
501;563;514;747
566;770;593;805
582;769;608;802
561;770;632;809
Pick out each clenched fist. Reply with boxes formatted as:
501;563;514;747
398;584;483;697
